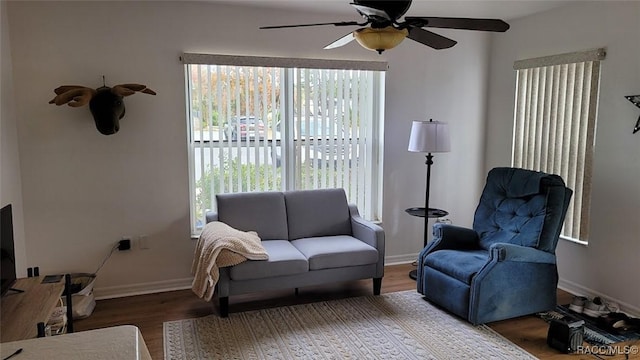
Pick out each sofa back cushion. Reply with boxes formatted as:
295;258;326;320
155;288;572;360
284;188;352;240
216;191;288;240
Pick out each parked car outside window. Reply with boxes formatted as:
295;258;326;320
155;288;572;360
224;116;265;141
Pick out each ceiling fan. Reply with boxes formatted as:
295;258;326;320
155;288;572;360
260;0;510;54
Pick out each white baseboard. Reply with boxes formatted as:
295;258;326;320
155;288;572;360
94;277;193;300
385;253;418;265
558;277;640;317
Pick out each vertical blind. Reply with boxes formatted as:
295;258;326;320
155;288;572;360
182;54;386;232
512;48;605;243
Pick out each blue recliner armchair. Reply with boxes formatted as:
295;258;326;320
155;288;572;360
417;167;573;324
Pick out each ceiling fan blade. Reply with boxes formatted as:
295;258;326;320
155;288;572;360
324;32;356;50
260;21;362;29
405;17;510;32
407;27;457;50
350;4;391;21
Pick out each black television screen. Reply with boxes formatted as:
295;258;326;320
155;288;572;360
1;204;17;296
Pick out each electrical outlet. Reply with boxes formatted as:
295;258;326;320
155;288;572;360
118;238;131;251
138;235;149;250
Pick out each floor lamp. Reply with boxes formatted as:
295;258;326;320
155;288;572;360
407;119;450;280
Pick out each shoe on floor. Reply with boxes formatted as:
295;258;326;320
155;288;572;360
597;312;629;333
583;297;619;318
568;296;588;313
613;316;640;332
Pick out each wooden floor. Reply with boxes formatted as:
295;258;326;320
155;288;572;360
75;263;638;360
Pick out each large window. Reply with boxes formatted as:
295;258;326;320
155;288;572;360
512;48;605;244
182;54;386;233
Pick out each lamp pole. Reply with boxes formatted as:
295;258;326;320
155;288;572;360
423;153;433;248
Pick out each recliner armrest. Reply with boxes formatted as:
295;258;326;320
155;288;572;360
430;223;480;251
489;242;556;264
417;224;479;293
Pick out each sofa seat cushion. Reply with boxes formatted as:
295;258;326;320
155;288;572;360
229;240;308;281
424;250;488;285
291;235;378;270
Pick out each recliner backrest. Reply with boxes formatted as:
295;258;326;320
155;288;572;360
473;167;572;252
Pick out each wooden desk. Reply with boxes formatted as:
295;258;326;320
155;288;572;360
1;277;65;342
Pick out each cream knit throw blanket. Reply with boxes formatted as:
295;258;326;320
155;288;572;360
191;221;268;301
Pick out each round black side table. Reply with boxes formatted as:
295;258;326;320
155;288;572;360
405;207;449;280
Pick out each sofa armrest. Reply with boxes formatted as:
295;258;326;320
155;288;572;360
348;205;384;250
489;243;556;264
205;211;218;223
349;204;385;279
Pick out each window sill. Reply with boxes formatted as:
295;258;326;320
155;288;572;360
560;235;588;246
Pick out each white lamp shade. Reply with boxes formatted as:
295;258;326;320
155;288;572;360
408;120;451;153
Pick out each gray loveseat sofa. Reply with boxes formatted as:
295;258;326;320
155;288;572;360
205;188;385;317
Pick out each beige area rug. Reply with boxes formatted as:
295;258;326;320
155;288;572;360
163;290;536;359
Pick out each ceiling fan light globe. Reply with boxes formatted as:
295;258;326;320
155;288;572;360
354;27;408;53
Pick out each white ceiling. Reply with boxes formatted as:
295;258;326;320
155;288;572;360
209;0;573;21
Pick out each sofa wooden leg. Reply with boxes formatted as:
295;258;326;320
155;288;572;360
219;297;229;318
373;277;382;295
295;288;299;296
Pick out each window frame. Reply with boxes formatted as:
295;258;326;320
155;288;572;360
182;53;387;235
512;48;605;244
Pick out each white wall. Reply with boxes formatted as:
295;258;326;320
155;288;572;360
1;1;27;277
6;1;489;297
382;32;490;262
486;1;640;312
